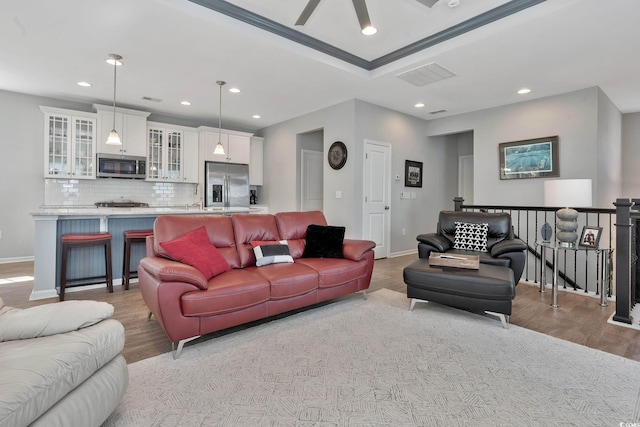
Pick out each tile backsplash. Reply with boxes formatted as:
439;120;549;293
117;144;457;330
44;179;199;207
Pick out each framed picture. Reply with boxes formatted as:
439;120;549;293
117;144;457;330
405;160;423;187
499;136;559;180
579;226;602;248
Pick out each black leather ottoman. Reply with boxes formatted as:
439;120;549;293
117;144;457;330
403;258;515;328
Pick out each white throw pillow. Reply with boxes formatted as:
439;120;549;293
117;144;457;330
0;300;114;342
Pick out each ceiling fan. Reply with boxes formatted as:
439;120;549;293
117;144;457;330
295;0;443;34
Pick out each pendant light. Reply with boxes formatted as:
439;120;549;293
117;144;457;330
105;53;123;146
214;80;226;156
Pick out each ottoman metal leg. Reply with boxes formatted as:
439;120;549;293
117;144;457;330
485;311;510;329
409;298;428;311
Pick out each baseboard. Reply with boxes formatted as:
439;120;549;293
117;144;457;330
389;249;417;258
0;256;34;264
29;289;59;301
29;278;129;301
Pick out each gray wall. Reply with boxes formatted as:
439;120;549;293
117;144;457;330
260;99;442;254
622;112;640;196
2;86;637;260
295;130;323;210
426;87;620;208
0;90;96;260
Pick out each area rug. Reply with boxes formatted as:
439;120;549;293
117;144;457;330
104;289;640;426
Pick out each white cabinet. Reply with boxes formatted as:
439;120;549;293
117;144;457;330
94;104;150;156
182;130;199;183
198;127;251;164
147;122;199;183
40;106;97;179
147;123;183;182
250;136;264;186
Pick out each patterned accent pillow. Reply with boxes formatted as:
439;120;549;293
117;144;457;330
453;222;489;252
251;240;294;267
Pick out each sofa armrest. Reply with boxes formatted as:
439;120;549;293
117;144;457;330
490;238;527;257
343;239;376;261
416;233;451;252
139;256;209;290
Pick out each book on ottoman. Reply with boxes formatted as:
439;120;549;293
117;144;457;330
428;253;480;269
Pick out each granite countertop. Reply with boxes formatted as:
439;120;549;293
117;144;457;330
31;206;265;217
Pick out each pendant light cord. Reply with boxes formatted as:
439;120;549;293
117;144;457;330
112;59;117;130
218;82;222;144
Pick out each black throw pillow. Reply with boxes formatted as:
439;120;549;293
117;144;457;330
302;224;345;258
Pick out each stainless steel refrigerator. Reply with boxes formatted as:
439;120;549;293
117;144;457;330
204;161;250;208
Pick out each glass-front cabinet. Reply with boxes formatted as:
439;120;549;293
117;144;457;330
40;106;97;179
147;123;183;182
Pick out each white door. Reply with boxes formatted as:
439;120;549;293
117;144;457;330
363;140;391;259
458;155;474;205
301;149;323;211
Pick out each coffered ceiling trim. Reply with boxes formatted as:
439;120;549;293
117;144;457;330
188;0;546;71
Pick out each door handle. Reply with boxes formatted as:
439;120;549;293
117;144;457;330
385;206;390;210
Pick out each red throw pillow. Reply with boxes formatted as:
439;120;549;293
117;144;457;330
159;226;231;279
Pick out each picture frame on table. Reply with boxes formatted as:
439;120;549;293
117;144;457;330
499;136;559;180
579;226;602;248
405;160;423;188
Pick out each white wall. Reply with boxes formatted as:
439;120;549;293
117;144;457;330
426;87;616;208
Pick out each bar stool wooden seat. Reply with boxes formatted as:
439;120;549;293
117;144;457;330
122;229;153;290
59;232;113;301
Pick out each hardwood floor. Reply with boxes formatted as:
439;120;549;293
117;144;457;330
2;256;639;364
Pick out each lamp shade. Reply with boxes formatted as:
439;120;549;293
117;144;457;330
544;179;592;208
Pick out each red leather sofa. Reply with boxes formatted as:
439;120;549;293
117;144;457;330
138;211;376;358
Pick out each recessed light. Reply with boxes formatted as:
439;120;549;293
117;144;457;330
414;103;425;108
518;88;531;94
180;101;191;106
252;115;261;119
76;81;91;87
229;87;240;93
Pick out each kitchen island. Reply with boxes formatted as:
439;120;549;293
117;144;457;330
30;206;266;301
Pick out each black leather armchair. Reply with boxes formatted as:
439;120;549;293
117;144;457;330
417;211;527;283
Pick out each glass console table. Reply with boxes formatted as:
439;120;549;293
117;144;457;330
535;242;610;308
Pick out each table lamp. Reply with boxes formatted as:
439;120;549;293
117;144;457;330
543;179;592;247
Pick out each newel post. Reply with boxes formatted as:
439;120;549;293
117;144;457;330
613;198;633;324
454;197;465;212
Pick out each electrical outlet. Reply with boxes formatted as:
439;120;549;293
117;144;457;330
402;228;406;236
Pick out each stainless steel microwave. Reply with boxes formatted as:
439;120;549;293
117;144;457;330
96;153;146;179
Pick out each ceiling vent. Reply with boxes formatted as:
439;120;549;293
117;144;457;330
141;96;162;103
395;62;456;87
429;109;447;115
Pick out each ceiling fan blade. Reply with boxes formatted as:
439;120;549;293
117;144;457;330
295;0;321;26
416;0;439;7
352;0;372;31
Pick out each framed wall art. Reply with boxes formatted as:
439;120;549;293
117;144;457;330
405;160;423;188
499;136;559;180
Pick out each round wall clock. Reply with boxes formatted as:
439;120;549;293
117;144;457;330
328;141;347;170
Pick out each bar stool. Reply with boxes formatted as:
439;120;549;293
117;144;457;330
59;232;113;301
122;229;153;290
